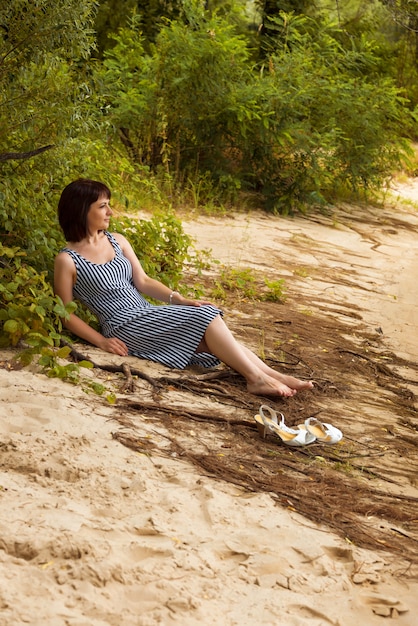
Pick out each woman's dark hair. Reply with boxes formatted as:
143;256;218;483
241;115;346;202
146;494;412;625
58;178;111;242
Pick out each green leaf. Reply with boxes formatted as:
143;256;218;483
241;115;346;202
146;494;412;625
106;393;117;405
24;333;54;347
17;351;35;366
90;382;105;396
56;345;72;359
79;360;94;369
3;319;19;334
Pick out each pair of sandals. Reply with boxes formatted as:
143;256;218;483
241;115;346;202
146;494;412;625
254;404;343;447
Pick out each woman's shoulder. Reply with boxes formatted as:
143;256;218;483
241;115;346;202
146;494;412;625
56;240;80;258
54;249;77;278
55;248;76;263
109;231;126;244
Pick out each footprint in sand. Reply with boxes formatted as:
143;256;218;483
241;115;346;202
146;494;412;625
0;384;65;430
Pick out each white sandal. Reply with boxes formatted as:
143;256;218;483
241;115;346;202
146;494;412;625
254;405;316;446
301;417;343;444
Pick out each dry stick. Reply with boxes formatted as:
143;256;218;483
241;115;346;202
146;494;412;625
390;527;418;542
155;375;253;407
337;348;409;379
60;339;160;387
194;370;241;381
339;348;418;390
158;377;233;397
120;398;251;427
267;348;318;377
111;431;156;455
120;363;135;393
60;340;249;401
0;144;54;162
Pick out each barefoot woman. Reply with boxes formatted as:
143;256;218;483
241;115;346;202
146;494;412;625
54;179;313;397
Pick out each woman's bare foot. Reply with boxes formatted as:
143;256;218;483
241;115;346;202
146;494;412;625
247;374;296;397
239;346;314;392
273;372;314;391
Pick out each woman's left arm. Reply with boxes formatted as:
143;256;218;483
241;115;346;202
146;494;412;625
112;233;212;307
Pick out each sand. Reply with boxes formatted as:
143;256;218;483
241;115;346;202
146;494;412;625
1;185;418;625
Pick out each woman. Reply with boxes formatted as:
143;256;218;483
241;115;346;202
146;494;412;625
54;178;313;397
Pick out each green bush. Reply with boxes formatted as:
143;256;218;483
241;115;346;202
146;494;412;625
99;10;256;185
98;8;413;213
238;12;412;211
112;210;194;290
0;242;73;350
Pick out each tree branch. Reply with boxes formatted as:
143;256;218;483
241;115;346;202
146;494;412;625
0;144;54;162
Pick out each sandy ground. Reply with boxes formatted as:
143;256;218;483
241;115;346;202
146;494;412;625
1;185;418;625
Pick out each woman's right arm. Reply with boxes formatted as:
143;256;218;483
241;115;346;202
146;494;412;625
53;252;128;356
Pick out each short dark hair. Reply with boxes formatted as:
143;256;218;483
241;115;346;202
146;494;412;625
58;178;111;242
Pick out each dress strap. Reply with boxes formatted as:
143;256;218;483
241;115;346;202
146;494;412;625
103;231;123;255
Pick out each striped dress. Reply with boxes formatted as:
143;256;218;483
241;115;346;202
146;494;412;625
62;232;222;369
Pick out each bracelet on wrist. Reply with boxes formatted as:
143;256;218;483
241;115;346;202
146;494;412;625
169;291;179;305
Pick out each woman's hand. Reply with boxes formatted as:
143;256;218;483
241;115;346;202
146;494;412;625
99;337;129;356
172;293;213;308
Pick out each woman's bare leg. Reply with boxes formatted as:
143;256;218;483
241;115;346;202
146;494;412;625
197;315;296;397
240;345;314;391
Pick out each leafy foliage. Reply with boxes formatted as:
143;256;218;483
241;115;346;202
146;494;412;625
112;210;194;290
209;265;286;303
0;0;99;161
243;12;413;211
0;241;73;350
98;6;413;212
99;9;255;186
0;0;103;273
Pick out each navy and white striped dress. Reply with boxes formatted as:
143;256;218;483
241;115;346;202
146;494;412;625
62;232;222;369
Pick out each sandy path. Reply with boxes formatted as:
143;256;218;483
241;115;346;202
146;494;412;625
183;190;418;365
377;242;418;359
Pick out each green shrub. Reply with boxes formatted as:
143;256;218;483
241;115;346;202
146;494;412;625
98;8;413;213
0;242;73;351
112;210;194;289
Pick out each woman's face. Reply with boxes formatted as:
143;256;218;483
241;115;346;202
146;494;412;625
86;194;112;234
